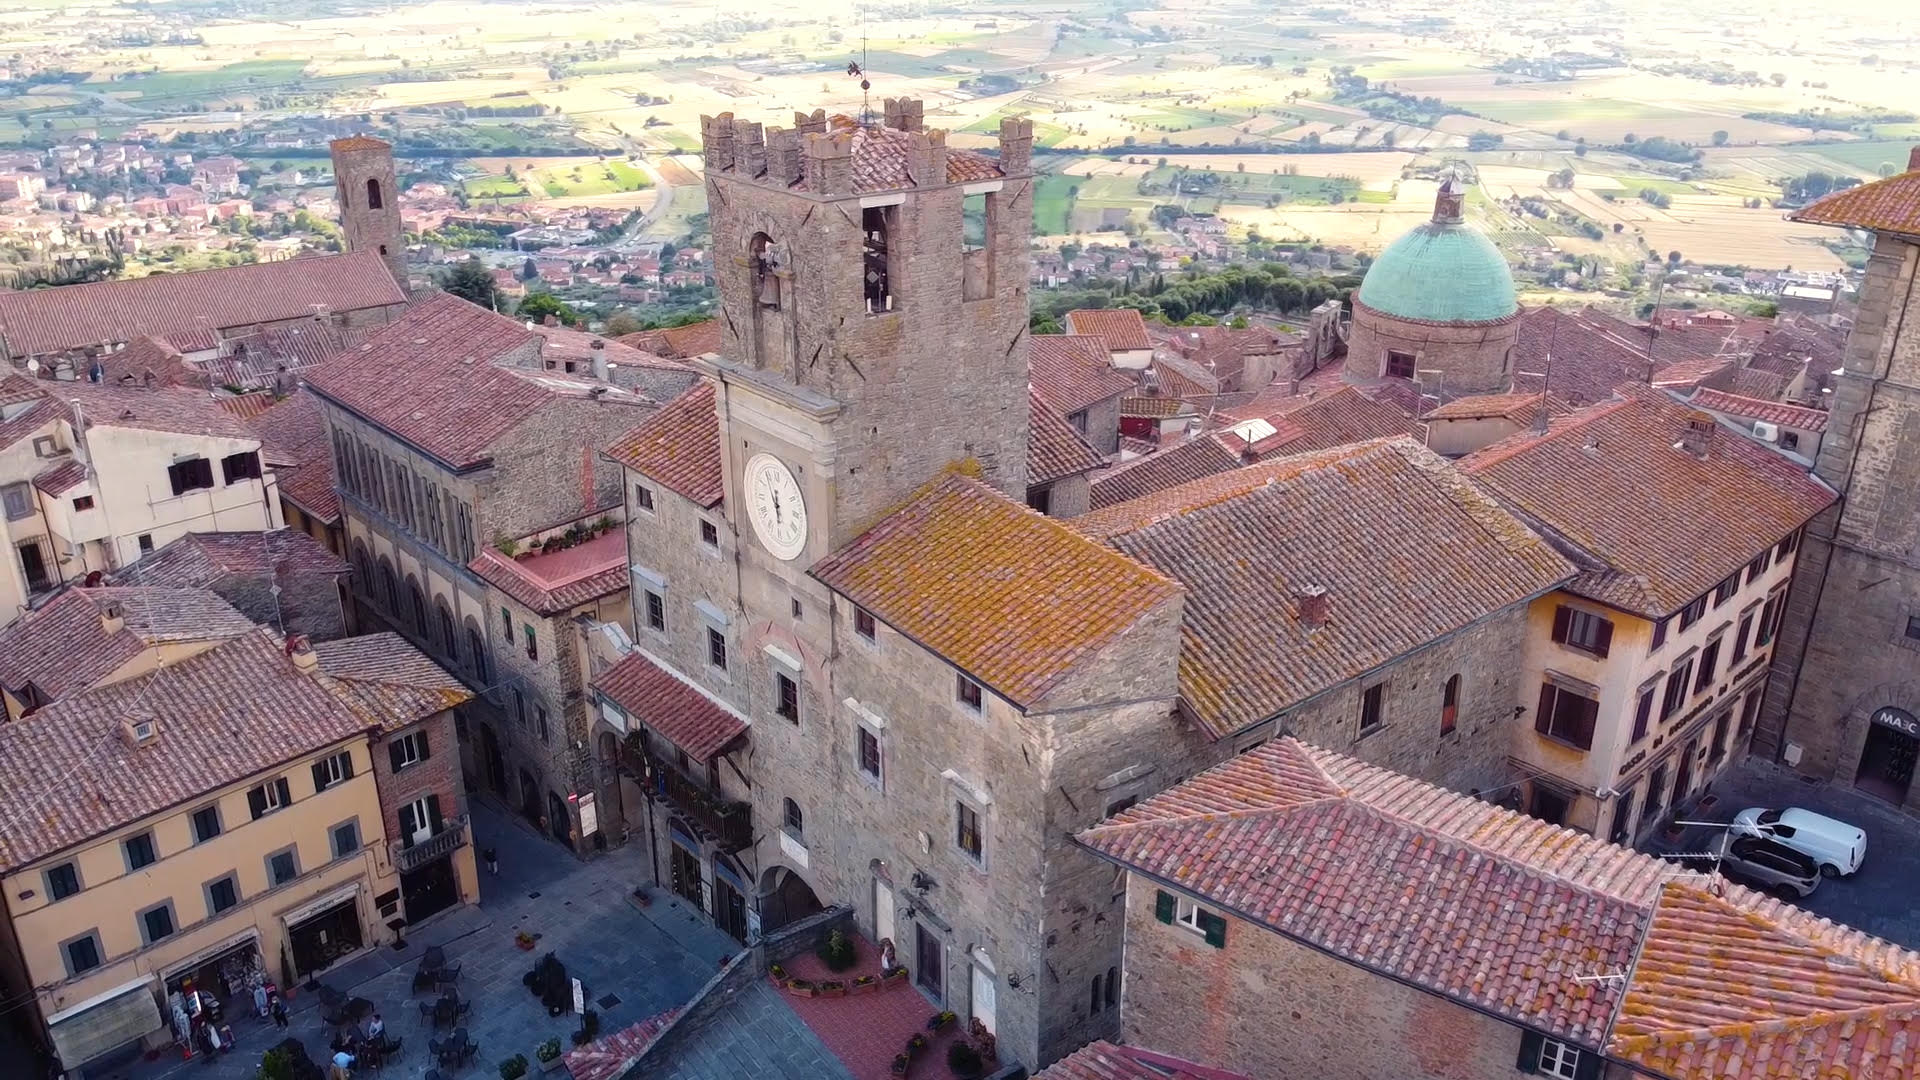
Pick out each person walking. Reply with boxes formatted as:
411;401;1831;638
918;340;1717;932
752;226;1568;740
270;995;289;1030
483;847;499;875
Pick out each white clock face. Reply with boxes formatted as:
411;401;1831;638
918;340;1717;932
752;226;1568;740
744;453;808;561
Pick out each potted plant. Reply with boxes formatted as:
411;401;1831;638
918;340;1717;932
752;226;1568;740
818;980;846;998
494;536;518;557
890;1053;910;1077
535;1038;564;1073
785;978;816;997
906;1033;928;1055
882;964;908;985
928;1010;957;1032
851;973;878;994
498;1055;529;1080
816;928;856;973
515;930;537;951
768;963;787;986
947;1041;985;1079
630;886;651;910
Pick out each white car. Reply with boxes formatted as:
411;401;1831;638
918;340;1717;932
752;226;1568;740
1730;807;1866;877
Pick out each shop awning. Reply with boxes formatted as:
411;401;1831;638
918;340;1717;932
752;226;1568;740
162;929;259;984
278;882;361;929
46;975;162;1068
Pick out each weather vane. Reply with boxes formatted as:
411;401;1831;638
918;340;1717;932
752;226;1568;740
848;16;873;125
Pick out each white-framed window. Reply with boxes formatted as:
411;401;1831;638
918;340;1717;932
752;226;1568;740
1152;889;1227;948
956;674;983;713
311;750;353;792
390;730;428;771
1537;1039;1581;1080
635;484;656;514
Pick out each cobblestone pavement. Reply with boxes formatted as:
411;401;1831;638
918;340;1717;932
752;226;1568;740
1642;755;1920;949
99;800;742;1080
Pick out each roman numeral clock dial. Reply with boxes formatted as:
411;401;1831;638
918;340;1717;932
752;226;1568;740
744;453;808;561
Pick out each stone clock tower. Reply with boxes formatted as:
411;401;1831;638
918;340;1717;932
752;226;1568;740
695;101;1035;572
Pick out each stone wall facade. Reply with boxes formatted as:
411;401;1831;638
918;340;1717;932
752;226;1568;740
369;708;479;924
1116;880;1626;1079
330;139;408;289
1765;232;1920;811
1343;299;1520;398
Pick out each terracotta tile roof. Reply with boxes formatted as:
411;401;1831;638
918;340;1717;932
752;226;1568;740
329;134;391;152
1065;309;1152;352
1791;165;1920;235
0;392;59;454
248;389;338;522
215;391;275;421
603;380;722;508
306;292;653;469
1690;387;1829;432
200;321;359;391
1426;390;1558;422
563;1008;679;1080
1146;353;1220;399
1727;366;1791;402
469;530;628;616
32;458;84;495
786;116;1006;194
531;324;691;373
1087;435;1241;510
1216;385;1413;459
1463;390;1836;617
812;471;1181;707
592;651;747;761
614;319;720;360
0;587;258;703
1651;352;1738;391
0;252;404;359
1609;884;1920;1079
0;630;376;869
1035;1041;1251;1080
1078;439;1573;737
1029;334;1135;414
96;334;202;388
1081;739;1655;1047
0;372;43;408
1119;395;1190;419
1510;306;1651;406
58;379;259;441
311;632;473;734
107;529;347;589
1028;389;1105;485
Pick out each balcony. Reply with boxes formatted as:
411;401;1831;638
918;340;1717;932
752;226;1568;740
393;813;470;873
620;748;752;852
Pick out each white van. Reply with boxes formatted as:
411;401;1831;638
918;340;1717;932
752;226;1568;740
1731;807;1866;877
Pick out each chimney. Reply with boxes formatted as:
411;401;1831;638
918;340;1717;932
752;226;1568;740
99;598;125;635
1909;145;1920;173
590;337;608;381
1295;584;1330;630
1678;411;1716;458
118;715;159;748
286;633;318;674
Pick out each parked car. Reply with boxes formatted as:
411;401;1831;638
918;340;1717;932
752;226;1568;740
1730;807;1866;877
1713;834;1822;900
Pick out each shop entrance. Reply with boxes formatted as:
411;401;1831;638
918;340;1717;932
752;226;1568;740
1856;707;1920;805
669;841;704;907
288;900;363;977
712;856;749;943
519;769;541;824
402;855;459;925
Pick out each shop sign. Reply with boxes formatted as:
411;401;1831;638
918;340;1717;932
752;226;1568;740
1872;707;1919;737
577;792;598;837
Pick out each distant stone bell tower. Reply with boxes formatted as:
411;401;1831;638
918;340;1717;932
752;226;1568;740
329;134;407;291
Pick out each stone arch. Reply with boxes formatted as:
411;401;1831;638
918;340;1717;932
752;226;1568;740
405;574;428;638
375;555;398;613
349;538;372;589
366;176;383;210
757;864;823;935
462;614;490;685
434;596;456;660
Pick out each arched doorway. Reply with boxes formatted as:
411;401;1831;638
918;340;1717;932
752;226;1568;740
480;724;506;793
1856;707;1919;804
758;865;823;935
712;854;749;942
405;575;428;639
519;768;541;824
547;791;573;847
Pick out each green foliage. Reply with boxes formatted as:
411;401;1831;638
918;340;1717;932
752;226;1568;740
498;1054;529;1080
1616;136;1701;164
947;1041;986;1078
817;928;856;973
1639;188;1673;209
256;1048;294;1080
441;257;500;311
518;292;580;327
536;1038;562;1062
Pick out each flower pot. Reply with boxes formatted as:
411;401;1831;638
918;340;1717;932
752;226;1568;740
819;986;846;998
540;1055;567;1074
850;979;877;995
882;967;907;984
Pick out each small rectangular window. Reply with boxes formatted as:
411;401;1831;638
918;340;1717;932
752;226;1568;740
220;451;262;485
389;730;429;771
1661;657;1696;720
191;805;222;843
1358;683;1385;733
956;801;983;862
71;495;94;512
166;456;214;496
64;933;102;976
645;591;665;631
1907;615;1920;642
708;627;728;671
1746;550;1771;584
1651;617;1669;650
45;862;80;901
700;520;719;548
1732;610;1756;663
854;607;876;641
0;481;30;521
266;848;298;888
1755;593;1784;648
775;672;799;722
311;750;354;792
535;705;549;742
1536;1038;1583;1080
524;624;538;661
1677;595;1708;631
1695;637;1722;694
31;436;56;458
635;484;655;513
1173;897;1229;948
858;727;882;781
1632;686;1656;742
957;675;983;712
1385;350;1416;379
205;874;239;916
247;776;291;820
331;820;361;860
1776;531;1798;560
501;606;513;642
1550;605;1613;657
139;902;176;945
1535;683;1599;750
124;832;157;871
1713;574;1739;607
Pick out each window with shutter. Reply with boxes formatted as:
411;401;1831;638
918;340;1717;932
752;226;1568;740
1199;911;1227;948
1154;891;1175;924
1551;605;1613;657
1535;683;1598;751
1515;1031;1545;1072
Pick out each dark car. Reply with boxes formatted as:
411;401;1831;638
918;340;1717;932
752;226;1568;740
1715;833;1822;900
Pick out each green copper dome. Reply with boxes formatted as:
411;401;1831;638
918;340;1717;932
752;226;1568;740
1357;184;1517;324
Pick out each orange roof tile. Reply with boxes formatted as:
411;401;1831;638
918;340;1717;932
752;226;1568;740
603;380;723;508
1690;387;1828;432
1029;334;1136;414
811;472;1181;707
1425;389;1560;422
470;530;629;616
1216;385;1412;459
1028;389;1104;485
1463;389;1835;617
1790;161;1920;235
1087;435;1241;510
1035;1041;1252;1080
1078;439;1573;738
1065;309;1153;352
592;651;747;761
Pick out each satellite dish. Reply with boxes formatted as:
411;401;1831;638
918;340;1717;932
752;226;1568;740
25;358;39;374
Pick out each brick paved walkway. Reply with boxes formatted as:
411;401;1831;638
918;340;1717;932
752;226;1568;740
97;800;739;1080
774;931;986;1080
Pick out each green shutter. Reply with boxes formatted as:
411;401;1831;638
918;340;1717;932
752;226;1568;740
1201;911;1227;949
1154;890;1175;924
1515;1031;1544;1072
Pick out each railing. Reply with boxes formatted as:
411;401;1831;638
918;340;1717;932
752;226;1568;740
393;813;470;873
620;749;752;851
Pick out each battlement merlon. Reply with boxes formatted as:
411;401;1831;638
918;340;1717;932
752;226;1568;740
998;116;1034;177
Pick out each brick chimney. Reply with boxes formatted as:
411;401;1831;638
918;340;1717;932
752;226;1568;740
1295;584;1330;630
286;633;318;674
99;598;125;636
591;337;608;381
1909;145;1920;173
1678;411;1716;458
